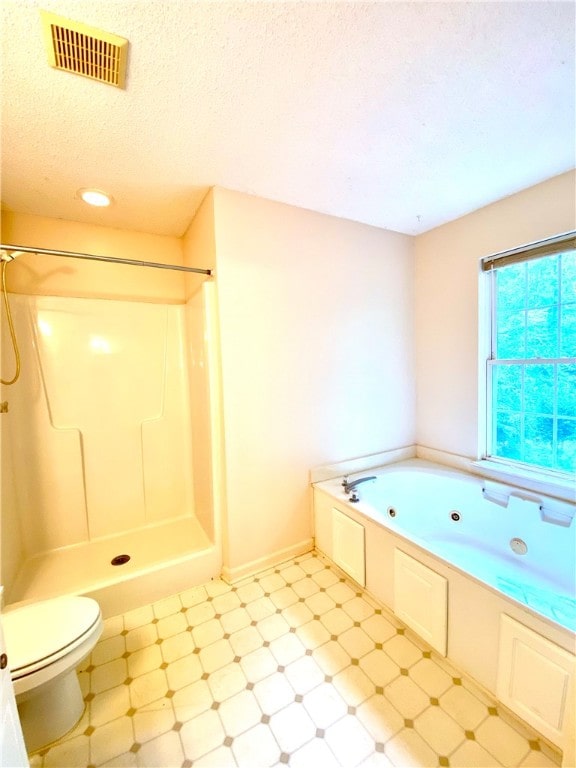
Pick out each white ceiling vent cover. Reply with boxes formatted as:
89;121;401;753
40;10;128;88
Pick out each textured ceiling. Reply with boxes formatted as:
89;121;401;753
1;1;575;237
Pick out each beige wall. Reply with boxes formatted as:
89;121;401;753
1;212;184;303
414;170;576;460
183;189;216;300
212;188;415;574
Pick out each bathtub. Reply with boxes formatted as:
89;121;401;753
313;457;576;756
315;459;575;632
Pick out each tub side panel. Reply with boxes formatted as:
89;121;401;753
365;521;396;609
313;488;335;561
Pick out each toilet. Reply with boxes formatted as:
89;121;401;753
3;595;103;753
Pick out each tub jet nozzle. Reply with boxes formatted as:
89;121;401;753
510;538;528;555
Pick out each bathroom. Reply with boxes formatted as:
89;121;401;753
1;2;575;767
3;178;575;768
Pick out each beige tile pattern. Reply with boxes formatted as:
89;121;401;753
29;552;562;768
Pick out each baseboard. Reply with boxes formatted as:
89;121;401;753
221;538;314;584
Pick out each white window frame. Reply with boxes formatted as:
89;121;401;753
475;231;576;500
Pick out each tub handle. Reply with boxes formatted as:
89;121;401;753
481;486;508;508
539;507;573;528
508;493;574;527
483;485;574;527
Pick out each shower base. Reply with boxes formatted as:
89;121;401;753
6;517;220;618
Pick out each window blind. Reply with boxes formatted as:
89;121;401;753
481;231;576;271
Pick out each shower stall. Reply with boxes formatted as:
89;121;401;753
0;245;222;617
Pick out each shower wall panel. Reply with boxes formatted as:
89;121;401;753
3;295;195;556
186;285;217;541
0;394;24;590
4;296;88;556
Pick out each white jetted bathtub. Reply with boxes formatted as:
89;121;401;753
313;458;576;760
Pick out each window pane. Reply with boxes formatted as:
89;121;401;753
494;411;522;461
526;307;558;358
487;248;575;475
557;419;576;473
560;303;576;357
496;310;525;358
492;364;522;411
524;414;553;468
561;251;576;303
527;256;558;308
524;364;554;414
558;364;576;417
496;263;525;311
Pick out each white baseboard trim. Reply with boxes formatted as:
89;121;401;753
221;538;314;584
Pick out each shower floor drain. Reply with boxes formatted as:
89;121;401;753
111;554;131;566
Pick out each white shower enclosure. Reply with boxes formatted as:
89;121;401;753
1;283;221;616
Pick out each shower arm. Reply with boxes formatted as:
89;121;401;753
0;243;212;275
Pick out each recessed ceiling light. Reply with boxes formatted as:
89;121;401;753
78;188;113;207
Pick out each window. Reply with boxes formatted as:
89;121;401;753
482;233;576;477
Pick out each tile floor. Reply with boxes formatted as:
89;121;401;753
29;552;561;768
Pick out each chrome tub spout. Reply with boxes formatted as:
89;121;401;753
342;475;377;495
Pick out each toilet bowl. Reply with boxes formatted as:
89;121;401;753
3;595;103;753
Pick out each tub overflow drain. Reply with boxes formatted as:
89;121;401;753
450;511;461;522
387;507;396;518
510;538;528;556
111;554;131;566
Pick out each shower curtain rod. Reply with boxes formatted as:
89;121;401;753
0;243;212;276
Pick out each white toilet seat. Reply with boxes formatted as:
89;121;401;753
3;595;102;684
2;594;103;752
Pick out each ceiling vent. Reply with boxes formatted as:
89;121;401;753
41;10;128;88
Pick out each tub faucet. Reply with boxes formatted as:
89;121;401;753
342;476;377;495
